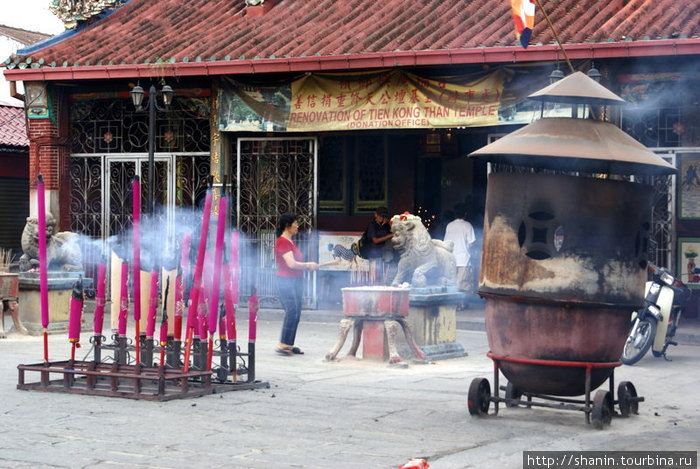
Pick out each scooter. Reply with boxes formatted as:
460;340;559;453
621;262;691;365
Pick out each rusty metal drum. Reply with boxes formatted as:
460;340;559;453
479;172;652;396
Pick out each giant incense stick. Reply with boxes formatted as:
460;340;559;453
37;175;49;362
175;232;191;342
68;276;84;362
132;177;142;363
223;265;237;381
207;194;227;370
159;277;170;369
183;182;213;372
248;286;258;382
92;262;106;362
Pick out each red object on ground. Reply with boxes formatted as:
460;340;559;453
399;459;429;469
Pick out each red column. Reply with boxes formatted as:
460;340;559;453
27;88;70;229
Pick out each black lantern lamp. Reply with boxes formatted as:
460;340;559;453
587;62;602;83
130;83;145;109
130;82;173;214
549;67;565;84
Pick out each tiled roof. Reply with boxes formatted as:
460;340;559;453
6;0;700;71
0;25;50;46
0;103;28;147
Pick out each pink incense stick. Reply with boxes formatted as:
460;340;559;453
68;277;84;344
185;190;213;332
132;178;142;364
159;306;169;347
132;177;141;321
146;270;158;338
248;287;258;342
118;261;129;337
223;265;236;341
208;196;227;335
174;271;183;341
183;187;213;372
198;294;208;340
175;232;191;341
93;263;106;336
230;231;239;306
218;306;226;340
37;175;49;361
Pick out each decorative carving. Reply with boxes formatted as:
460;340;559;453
390;213;457;288
50;0;127;29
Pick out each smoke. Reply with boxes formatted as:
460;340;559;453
72;201;259;294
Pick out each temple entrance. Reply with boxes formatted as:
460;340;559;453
231;137;317;308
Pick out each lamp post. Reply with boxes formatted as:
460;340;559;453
130;83;173;214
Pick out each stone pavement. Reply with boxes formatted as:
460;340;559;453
0;306;698;469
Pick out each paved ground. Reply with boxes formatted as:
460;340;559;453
0;304;698;469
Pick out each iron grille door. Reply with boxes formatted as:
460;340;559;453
234;138;317;308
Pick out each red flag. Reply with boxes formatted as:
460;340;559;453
512;0;535;48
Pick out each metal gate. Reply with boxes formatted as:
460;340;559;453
233;137;317;308
70;153;210;283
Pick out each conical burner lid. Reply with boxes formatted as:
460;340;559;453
469;117;676;176
529;71;625;106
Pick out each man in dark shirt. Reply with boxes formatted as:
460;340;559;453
366;207;394;284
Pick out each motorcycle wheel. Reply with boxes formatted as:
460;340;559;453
621;318;657;365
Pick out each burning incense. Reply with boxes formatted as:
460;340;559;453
132;177;142;362
224;264;237;382
118;261;129;337
206;196;227;371
175;232;191;341
146;270;158;338
208;196;227;334
230;231;239;306
223;265;237;341
183;184;213;372
248;287;258;342
247;286;259;382
37;175;49;362
93;263;106;337
68;276;84;361
159;277;170;368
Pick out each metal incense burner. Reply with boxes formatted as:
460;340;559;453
466;71;675;428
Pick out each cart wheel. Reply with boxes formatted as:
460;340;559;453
617;381;639;417
591;390;613;429
468;378;491;416
505;382;522;408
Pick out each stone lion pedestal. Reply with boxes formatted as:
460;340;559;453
18;272;85;334
404;286;468;361
326;286;467;364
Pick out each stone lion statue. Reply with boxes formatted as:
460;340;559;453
19;213;83;272
390;213;457;288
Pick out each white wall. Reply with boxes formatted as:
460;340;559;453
0;34;28;105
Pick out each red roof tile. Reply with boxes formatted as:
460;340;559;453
0;25;50;46
6;0;700;71
0;104;28;147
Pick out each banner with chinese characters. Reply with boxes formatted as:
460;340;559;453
218;69;505;132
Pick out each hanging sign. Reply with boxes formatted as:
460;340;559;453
218;69;504;132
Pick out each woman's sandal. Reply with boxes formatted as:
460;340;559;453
291;347;304;355
275;346;293;356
